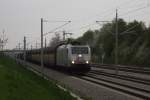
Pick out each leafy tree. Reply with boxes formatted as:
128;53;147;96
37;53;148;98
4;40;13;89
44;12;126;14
77;30;94;46
76;18;150;67
49;33;62;47
0;31;8;51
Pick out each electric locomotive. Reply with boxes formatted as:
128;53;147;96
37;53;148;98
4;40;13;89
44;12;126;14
19;41;91;71
57;44;91;70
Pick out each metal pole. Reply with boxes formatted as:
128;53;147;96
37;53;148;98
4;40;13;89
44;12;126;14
63;30;65;41
115;9;119;74
41;18;44;76
31;45;32;50
36;41;37;49
24;36;26;64
2;29;4;51
19;43;21;50
62;31;72;41
45;38;47;48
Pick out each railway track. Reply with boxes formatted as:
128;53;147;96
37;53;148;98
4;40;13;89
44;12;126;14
75;69;150;100
90;70;150;85
15;59;150;99
92;64;150;74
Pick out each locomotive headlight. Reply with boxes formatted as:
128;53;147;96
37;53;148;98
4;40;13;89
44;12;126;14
72;60;75;64
78;54;82;57
86;61;89;64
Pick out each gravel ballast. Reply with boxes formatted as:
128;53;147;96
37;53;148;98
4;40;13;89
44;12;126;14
18;60;142;100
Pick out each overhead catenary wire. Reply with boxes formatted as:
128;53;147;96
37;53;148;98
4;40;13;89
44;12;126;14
45;20;71;23
17;1;150;51
120;4;150;17
42;1;149;39
67;22;98;33
72;0;140;23
117;0;146;10
43;21;71;36
22;21;71;47
30;1;148;43
120;22;142;35
66;1;148;35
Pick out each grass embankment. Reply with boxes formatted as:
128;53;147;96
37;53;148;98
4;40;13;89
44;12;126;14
0;56;76;100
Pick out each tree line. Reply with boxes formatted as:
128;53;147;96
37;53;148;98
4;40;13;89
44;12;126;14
0;30;8;51
76;19;150;67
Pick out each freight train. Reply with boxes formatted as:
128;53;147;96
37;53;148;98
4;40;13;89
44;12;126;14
17;41;91;71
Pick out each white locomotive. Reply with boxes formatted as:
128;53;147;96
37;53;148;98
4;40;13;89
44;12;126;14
17;42;91;71
56;44;91;69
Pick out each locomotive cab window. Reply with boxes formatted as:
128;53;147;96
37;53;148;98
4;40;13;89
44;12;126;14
71;47;88;54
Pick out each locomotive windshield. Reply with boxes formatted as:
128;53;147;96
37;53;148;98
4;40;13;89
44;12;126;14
71;47;89;54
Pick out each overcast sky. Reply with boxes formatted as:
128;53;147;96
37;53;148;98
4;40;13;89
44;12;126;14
0;0;150;49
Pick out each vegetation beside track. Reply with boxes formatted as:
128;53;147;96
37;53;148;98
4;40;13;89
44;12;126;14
77;19;150;66
0;56;76;100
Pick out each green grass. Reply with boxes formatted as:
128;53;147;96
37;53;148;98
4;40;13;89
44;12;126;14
0;56;76;100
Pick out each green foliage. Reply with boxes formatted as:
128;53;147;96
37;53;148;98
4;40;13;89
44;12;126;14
76;18;150;67
0;56;76;100
77;30;94;46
